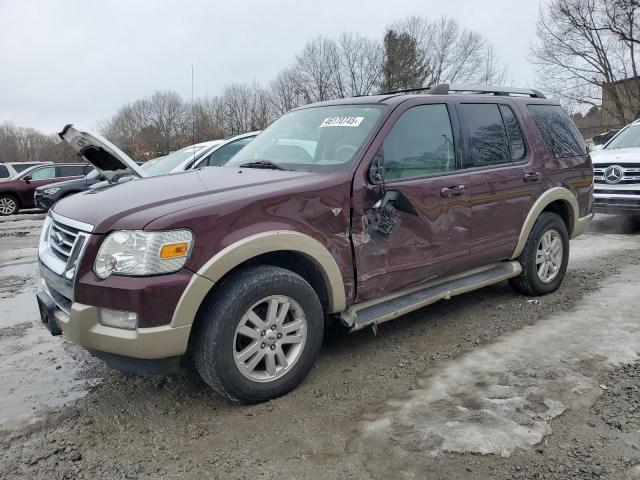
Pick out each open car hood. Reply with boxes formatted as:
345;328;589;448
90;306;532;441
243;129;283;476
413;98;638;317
59;124;146;182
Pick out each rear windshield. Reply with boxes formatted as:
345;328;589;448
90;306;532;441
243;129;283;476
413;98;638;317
227;105;385;173
142;145;209;176
605;125;640;149
527;105;586;158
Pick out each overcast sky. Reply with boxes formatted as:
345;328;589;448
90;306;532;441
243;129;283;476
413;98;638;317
0;0;540;133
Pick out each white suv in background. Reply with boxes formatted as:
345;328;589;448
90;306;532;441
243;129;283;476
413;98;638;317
0;161;46;179
592;119;640;217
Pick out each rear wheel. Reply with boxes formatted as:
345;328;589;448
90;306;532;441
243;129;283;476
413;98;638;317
0;195;19;216
192;265;324;403
509;212;569;296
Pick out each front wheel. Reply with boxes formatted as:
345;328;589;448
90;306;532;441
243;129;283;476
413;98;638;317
509;212;570;296
0;195;19;216
192;265;324;403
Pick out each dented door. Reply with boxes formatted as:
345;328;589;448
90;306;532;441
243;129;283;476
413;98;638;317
350;101;471;302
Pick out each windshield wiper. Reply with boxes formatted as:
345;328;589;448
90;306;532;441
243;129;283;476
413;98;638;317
237;160;286;170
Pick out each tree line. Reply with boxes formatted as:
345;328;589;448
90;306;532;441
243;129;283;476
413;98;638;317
100;14;508;160
5;5;639;165
0;123;75;164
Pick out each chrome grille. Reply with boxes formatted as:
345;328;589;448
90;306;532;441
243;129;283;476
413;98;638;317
48;219;80;262
594;164;640;184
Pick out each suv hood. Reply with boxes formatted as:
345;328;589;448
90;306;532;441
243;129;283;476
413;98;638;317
591;147;640;164
59;125;146;182
52;167;326;233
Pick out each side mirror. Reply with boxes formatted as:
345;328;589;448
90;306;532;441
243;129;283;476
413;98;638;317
369;146;385;184
23;175;32;183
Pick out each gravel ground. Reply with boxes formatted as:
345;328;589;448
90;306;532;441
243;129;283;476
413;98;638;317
0;212;639;479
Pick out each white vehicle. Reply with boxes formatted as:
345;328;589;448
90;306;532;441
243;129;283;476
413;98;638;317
85;131;260;189
142;131;260;177
591;119;640;217
0;161;47;180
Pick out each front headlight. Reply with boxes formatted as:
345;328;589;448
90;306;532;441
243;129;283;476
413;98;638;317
43;187;60;195
94;229;193;279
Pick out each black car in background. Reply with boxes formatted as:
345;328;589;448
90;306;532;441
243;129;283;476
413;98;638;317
34;167;100;210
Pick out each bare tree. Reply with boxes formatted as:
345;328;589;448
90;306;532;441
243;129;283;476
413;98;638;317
269;68;306;116
337;32;382;96
192;95;226;142
101;90;189;159
389;15;508;88
292;36;343;102
531;0;640;126
0;122;75;164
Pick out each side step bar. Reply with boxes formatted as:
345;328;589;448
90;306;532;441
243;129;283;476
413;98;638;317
341;262;521;331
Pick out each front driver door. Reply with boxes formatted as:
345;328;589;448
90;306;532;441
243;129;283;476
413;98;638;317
351;102;471;302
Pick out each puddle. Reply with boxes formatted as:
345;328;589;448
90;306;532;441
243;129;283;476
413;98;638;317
351;265;640;474
0;262;99;431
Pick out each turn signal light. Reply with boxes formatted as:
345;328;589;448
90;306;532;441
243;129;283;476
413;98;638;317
159;242;190;259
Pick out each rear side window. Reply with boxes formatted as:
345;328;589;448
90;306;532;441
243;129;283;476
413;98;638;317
57;165;85;177
459;104;510;168
527;104;586;158
0;165;9;178
382;104;456;180
499;105;525;161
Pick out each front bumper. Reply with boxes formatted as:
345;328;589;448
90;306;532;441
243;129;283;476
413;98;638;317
56;301;191;359
37;287;190;373
594;197;640;214
33;191;55;210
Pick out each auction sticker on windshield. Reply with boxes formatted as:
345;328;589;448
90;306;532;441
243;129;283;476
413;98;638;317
320;116;365;127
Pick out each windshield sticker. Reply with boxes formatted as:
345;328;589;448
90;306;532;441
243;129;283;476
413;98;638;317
320;116;365;128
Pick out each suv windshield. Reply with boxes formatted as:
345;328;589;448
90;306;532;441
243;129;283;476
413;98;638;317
227;105;385;172
142;145;208;176
605;125;640;149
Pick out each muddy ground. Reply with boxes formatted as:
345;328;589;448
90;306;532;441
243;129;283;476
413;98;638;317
0;213;639;479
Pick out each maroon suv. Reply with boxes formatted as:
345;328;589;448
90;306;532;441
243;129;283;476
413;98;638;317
36;85;593;403
0;163;90;215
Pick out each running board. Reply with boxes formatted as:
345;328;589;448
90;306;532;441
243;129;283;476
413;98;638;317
342;262;521;331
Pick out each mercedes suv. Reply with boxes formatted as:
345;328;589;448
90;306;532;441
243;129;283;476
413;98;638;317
36;85;593;403
591;119;640;217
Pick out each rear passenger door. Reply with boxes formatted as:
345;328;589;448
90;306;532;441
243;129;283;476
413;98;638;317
455;102;537;267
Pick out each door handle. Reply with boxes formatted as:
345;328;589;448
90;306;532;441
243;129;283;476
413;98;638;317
524;171;541;182
440;185;465;198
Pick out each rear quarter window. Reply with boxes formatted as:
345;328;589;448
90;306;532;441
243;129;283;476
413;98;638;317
57;165;85;177
527;104;587;158
0;165;9;178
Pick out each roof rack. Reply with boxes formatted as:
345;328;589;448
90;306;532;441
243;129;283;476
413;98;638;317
383;83;546;99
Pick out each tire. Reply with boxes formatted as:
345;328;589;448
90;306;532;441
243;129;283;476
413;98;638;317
0;195;19;216
509;212;570;296
192;265;324;403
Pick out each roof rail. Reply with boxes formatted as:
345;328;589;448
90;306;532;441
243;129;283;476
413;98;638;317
382;83;546;99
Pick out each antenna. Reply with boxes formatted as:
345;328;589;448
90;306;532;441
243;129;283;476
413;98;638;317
191;65;195;156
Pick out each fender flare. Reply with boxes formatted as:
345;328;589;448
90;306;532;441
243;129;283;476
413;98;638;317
171;230;347;327
510;187;579;260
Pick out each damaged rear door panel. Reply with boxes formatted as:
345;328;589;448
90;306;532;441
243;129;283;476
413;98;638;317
351;100;471;302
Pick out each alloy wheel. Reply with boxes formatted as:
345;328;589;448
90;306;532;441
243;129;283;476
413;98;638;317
0;197;17;215
536;229;563;283
233;295;307;383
